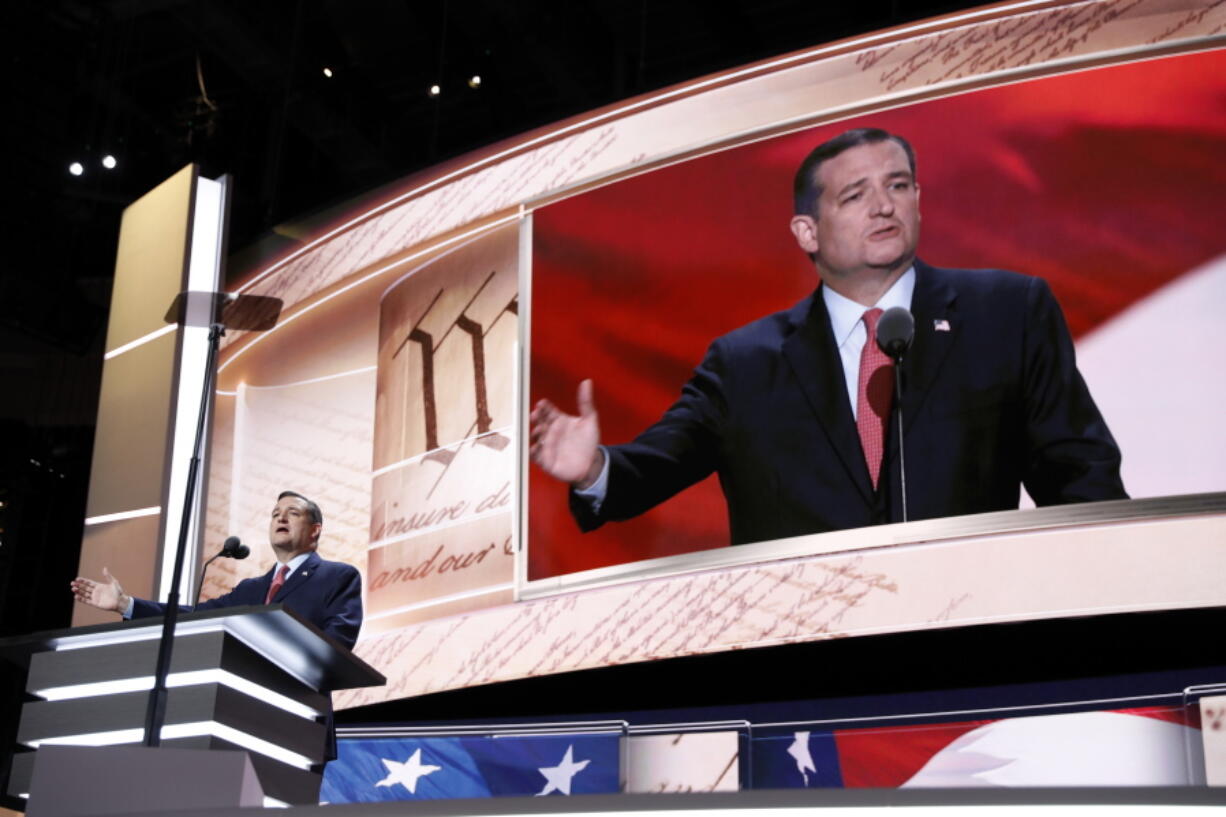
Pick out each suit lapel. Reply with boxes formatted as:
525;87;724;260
272;551;320;603
896;260;959;440
782;290;876;505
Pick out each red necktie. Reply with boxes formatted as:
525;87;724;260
856;308;893;490
265;564;289;604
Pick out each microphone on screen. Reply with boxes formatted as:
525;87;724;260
876;306;915;361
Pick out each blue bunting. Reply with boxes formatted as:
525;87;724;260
322;733;621;803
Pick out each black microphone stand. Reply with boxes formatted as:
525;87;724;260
892;360;908;524
191;544;224;615
141;290;281;747
143;321;224;746
876;306;914;525
191;539;246;613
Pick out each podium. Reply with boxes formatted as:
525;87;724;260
2;605;385;807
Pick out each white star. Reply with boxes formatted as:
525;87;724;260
375;748;441;793
786;731;816;786
536;745;590;796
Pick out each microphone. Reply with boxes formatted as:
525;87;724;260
876;306;915;361
221;535;250;559
875;307;914;523
193;535;248;610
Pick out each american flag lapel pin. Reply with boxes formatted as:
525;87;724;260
933;318;951;332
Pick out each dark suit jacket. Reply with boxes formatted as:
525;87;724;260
131;550;363;649
573;261;1126;545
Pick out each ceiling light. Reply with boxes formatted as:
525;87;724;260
69;162;84;176
102;154;117;169
468;75;481;89
428;84;441;97
323;67;333;78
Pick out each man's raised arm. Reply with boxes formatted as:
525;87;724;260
528;378;606;489
70;567;132;615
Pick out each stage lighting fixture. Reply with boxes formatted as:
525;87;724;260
102;154;117;169
468;75;482;88
69;162;84;176
429;84;441;97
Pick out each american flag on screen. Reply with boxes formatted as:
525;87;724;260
750;706;1203;789
321;734;620;804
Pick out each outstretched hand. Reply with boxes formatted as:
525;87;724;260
70;567;130;613
529;379;605;488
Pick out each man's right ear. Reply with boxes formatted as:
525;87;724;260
789;214;819;254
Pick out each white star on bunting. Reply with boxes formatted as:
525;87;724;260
375;748;441;793
536;745;590;796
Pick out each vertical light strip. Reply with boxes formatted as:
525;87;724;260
513;208;532;601
159;175;227;600
229;381;248;538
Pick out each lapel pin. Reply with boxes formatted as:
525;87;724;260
933;318;951;332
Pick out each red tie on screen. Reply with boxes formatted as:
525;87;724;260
265;564;289;604
856;308;893;490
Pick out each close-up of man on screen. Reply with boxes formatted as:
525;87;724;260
529;127;1127;545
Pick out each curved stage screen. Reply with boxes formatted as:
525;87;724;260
527;46;1226;580
194;0;1226;710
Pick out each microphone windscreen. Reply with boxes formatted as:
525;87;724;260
876;306;915;360
222;535;249;559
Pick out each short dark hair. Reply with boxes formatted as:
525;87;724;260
793;128;917;216
278;490;323;526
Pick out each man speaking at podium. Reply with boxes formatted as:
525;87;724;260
71;490;362;649
530;128;1127;545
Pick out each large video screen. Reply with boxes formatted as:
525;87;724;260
183;1;1226;710
527;48;1226;580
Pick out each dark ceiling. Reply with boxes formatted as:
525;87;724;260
0;0;978;632
8;1;974;318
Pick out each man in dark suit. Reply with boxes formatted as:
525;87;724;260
529;128;1126;544
71;490;362;648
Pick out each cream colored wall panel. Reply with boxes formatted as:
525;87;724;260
72;514;162;626
104;164;194;352
85;331;179;518
336;511;1226;708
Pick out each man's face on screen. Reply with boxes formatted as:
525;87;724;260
802;140;920;281
269;495;320;559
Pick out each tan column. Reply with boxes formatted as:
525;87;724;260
74;165;216;625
